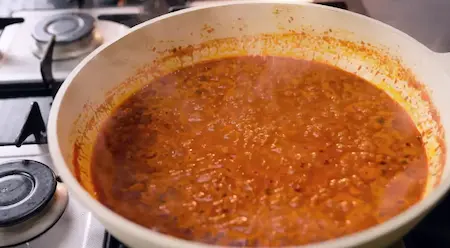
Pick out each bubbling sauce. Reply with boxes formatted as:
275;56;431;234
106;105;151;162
90;56;427;246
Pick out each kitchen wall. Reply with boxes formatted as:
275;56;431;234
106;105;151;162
363;0;450;52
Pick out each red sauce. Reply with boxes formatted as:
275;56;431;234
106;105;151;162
90;56;427;246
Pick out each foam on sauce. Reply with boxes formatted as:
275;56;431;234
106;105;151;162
90;56;427;246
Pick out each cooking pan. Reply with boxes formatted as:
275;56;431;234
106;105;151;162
48;2;450;247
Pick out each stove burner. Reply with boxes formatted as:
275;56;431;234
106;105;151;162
32;13;95;44
0;160;55;226
0;160;68;247
31;13;103;60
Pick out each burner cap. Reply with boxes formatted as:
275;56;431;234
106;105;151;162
0;160;69;247
32;13;95;43
0;160;56;226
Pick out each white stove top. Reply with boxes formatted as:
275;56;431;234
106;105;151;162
0;144;104;248
0;6;145;248
0;7;142;84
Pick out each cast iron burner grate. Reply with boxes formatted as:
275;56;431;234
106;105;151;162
102;3;350;248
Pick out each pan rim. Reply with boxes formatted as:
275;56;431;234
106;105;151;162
48;1;448;247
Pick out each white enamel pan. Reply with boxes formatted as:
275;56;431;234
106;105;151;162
48;2;450;247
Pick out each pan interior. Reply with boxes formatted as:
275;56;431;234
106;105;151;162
57;3;446;235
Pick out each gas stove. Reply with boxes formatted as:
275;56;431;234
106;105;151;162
0;0;446;248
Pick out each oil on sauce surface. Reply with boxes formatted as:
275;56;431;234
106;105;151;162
90;56;427;246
